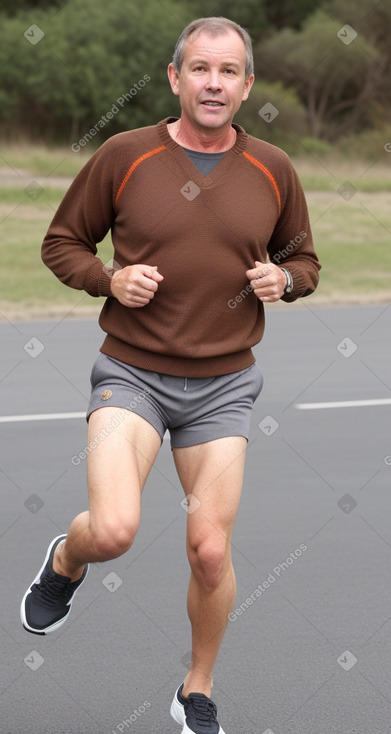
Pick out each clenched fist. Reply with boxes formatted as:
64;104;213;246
246;260;287;303
110;264;164;308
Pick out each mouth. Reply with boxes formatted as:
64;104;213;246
200;100;225;108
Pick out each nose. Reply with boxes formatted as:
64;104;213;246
206;70;222;92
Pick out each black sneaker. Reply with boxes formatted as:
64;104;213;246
20;535;89;635
170;683;226;734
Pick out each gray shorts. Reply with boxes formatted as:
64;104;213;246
87;354;263;449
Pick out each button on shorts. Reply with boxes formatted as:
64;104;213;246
87;353;264;449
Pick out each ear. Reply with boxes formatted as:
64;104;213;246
167;63;180;97
242;73;255;102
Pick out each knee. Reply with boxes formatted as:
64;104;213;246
188;536;230;589
91;518;138;560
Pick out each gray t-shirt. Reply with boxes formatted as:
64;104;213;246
182;147;225;176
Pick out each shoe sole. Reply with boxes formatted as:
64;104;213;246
20;534;89;635
170;687;226;734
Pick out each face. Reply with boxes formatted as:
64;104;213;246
168;29;254;134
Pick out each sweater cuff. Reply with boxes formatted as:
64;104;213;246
280;263;318;303
83;259;113;298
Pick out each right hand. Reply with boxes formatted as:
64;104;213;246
110;264;164;308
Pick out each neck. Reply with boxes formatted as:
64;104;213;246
167;117;236;152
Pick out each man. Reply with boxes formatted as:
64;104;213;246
20;17;320;734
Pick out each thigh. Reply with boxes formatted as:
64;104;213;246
169;364;263;449
173;436;247;544
87;406;161;527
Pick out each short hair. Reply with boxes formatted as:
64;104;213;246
173;17;254;79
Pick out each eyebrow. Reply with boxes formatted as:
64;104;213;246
190;58;241;70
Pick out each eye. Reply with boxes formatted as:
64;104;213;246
224;68;235;75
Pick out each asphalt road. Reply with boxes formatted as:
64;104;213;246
1;303;391;734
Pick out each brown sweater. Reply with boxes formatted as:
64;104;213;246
42;117;321;377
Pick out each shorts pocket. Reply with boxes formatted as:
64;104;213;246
89;353;110;389
249;362;264;401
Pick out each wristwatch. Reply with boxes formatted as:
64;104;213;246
280;267;293;294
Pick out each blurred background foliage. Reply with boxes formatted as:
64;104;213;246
0;0;390;157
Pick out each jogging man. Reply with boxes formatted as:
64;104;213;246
21;17;321;734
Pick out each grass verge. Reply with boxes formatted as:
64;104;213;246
0;144;90;178
0;148;390;320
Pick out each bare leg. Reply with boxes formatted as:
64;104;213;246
53;407;161;580
173;436;247;698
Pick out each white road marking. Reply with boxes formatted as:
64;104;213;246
0;411;170;439
295;398;391;410
0;412;85;423
1;397;390;423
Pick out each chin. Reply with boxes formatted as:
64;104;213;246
197;114;230;129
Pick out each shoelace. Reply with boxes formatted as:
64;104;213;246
34;573;73;606
186;694;217;726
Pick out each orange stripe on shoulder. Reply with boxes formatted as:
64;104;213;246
115;145;166;204
242;152;282;216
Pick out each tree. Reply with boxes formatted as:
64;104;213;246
180;0;269;42
0;0;189;142
324;0;391;129
0;0;65;15
180;0;324;40
235;80;309;155
255;9;381;140
1;0;389;145
263;0;328;31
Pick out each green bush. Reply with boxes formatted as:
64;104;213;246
236;80;308;155
297;137;333;157
336;126;391;161
0;0;189;143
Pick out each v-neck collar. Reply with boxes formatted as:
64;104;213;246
157;117;248;187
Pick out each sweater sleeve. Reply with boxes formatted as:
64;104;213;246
41;141;118;298
267;155;321;302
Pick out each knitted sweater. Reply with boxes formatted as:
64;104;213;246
42;117;321;377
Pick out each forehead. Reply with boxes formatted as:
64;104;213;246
183;29;246;66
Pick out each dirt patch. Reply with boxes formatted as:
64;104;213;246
1;291;390;323
0;167;72;189
0;301;101;323
305;190;391;208
0;204;53;220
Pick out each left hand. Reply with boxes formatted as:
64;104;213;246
246;260;287;303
